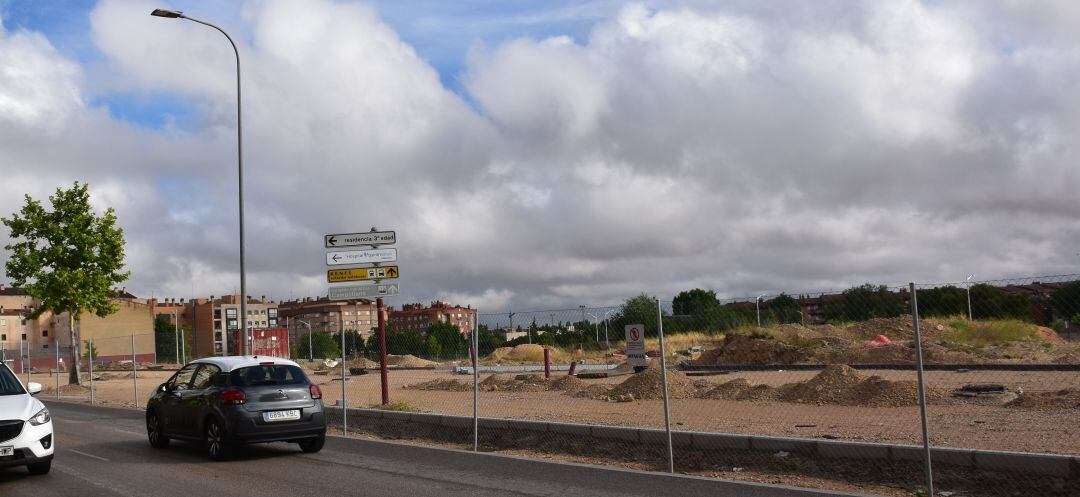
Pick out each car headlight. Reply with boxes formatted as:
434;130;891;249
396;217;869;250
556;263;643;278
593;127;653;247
29;407;51;426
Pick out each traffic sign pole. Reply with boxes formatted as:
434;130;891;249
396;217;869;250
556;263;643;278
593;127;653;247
378;297;389;405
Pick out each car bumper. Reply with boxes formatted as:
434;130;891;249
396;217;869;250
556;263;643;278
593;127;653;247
226;407;325;444
0;420;54;468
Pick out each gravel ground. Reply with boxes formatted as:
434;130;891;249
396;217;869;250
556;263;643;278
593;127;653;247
37;367;1080;454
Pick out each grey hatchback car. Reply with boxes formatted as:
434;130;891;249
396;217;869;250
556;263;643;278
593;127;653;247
145;356;326;460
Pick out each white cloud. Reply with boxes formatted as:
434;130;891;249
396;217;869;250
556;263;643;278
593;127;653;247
1;0;1079;312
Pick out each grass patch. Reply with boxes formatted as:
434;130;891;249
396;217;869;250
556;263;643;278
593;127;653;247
946;319;1039;347
371;400;421;412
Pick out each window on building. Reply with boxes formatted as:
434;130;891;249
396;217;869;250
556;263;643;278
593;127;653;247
227;319;238;330
42;330;48;337
42;344;48;349
226;308;237;318
215;332;222;341
215;320;222;330
268;309;277;318
214;309;222;319
0;318;6;326
21;334;27;340
215;343;223;353
269;319;277;327
1;334;6;341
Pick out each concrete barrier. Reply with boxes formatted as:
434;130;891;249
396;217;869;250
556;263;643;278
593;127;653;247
326;406;1080;477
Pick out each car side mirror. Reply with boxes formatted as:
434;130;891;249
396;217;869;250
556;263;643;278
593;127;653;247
27;382;42;395
159;383;170;393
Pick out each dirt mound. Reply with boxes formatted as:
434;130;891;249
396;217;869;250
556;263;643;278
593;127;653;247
700;378;776;401
350;358;380;369
479;374;549;392
844;317;916;340
1035;326;1068;344
550;375;584;393
777;364;943;407
1005;389;1080;410
387;354;439;368
605;367;697;400
403;378;471;391
485;344;568;364
695;334;809;365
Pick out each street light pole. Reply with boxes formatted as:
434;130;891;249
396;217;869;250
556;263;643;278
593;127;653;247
966;274;975;321
151;8;248;355
173;310;179;364
297;319;313;362
756;294;766;328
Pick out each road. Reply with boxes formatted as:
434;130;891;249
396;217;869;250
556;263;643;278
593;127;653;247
0;402;871;497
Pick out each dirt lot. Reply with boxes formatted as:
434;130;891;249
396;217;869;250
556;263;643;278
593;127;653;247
36;365;1080;455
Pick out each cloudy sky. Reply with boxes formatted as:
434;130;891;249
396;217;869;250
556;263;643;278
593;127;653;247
0;0;1078;311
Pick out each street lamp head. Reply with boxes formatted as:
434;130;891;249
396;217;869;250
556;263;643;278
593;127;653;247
150;9;184;18
966;274;975;282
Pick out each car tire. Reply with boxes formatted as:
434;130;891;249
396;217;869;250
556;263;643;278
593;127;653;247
27;460;51;475
205;418;234;461
147;411;171;449
298;432;325;453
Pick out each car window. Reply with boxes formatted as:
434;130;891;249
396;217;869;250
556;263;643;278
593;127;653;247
191;364;221;389
0;365;25;396
169;364;199;390
230;365;308;387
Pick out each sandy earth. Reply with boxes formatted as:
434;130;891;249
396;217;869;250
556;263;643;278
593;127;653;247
34;366;1079;456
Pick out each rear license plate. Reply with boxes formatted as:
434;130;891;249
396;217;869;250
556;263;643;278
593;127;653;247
0;446;12;457
262;410;301;422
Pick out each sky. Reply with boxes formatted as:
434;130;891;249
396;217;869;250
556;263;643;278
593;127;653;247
0;0;1078;311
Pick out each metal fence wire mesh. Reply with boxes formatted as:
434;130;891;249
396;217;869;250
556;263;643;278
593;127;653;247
40;274;1080;497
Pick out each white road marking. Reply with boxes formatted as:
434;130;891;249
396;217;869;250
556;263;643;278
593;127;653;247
69;448;110;461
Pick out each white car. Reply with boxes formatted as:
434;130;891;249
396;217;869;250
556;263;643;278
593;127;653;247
0;363;53;475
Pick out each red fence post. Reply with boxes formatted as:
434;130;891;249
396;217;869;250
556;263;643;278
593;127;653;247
543;348;551;379
568;360;577;376
378;297;389;405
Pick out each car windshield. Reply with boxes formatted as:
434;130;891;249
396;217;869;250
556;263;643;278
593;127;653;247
230;365;308;387
0;365;25;396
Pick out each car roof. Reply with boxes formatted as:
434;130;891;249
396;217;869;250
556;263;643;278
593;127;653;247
189;356;300;373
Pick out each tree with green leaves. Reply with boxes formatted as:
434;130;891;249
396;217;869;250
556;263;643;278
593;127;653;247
153;314;190;363
298;332;340;359
766;293;803;325
613;294;662;338
1051;281;1080;324
824;284;904;323
916;285;967;317
426;321;467;358
969;284;1032;321
2;182;129;384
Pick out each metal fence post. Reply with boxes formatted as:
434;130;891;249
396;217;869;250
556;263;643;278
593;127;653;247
655;299;674;473
88;337;95;404
25;338;31;385
341;328;347;436
472;317;479;452
132;334;139;408
55;340;60;400
180;328;186;364
909;283;935;496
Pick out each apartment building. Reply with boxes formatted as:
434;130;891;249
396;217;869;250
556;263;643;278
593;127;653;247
190;295;279;358
389;301;477;335
277;297;381;345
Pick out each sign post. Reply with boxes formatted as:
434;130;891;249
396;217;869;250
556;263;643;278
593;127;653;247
625;324;648;371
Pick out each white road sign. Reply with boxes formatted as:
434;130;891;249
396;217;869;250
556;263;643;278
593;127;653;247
325;231;396;248
625;324;648;367
326;248;397;266
328;283;400;300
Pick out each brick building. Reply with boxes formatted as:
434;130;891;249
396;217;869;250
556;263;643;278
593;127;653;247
277;297;381;345
189;295;279;358
389;301;476;335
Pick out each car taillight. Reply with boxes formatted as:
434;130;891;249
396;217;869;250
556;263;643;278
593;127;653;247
221;388;247;405
309;384;322;400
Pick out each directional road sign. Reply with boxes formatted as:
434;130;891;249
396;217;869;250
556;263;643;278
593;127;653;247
328;266;400;283
326;248;397;266
325;231;396;248
329;283;400;300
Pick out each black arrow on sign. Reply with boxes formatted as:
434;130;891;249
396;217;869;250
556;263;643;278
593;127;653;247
332;254;341;262
328;236;338;246
387;267;398;278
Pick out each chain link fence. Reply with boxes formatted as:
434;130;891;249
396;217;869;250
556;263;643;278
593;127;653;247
40;274;1080;496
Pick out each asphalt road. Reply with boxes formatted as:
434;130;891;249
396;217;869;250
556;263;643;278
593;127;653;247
0;402;870;497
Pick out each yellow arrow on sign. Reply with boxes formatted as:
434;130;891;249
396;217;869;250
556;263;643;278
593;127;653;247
327;266;400;283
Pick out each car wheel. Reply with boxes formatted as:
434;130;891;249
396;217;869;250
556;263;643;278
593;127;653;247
205;418;234;461
297;432;325;453
147;411;170;448
27;460;51;475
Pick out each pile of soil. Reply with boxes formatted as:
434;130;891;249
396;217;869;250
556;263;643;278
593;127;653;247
695;334;809;365
387;355;439;368
778;365;944;407
349;358;380;369
403;378;471;391
605;367;697;400
845;317;918;340
485;344;568;364
1004;389;1080;410
479;373;586;393
700;378;776;401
